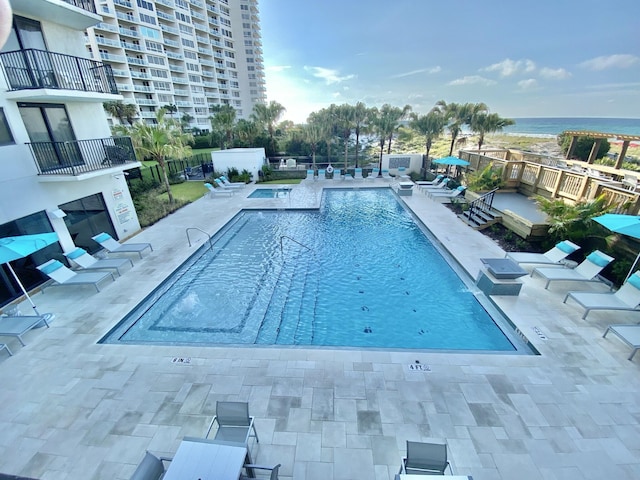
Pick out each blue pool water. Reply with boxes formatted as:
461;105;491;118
248;188;291;198
102;189;522;351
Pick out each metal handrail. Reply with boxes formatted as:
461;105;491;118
186;227;212;249
466;188;499;225
280;235;311;253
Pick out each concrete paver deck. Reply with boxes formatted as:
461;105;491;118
1;179;639;480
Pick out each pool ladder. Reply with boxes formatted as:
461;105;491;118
186;227;213;249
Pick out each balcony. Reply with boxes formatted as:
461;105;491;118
0;49;119;100
17;0;100;30
29;137;138;178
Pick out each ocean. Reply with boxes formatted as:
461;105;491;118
500;117;640;138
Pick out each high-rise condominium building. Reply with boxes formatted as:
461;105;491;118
85;0;267;128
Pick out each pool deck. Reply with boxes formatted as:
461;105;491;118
1;178;640;480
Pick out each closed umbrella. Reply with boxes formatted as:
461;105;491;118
592;214;640;282
0;232;59;315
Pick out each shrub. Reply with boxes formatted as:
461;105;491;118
133;187;187;227
466;163;505;191
558;134;610;161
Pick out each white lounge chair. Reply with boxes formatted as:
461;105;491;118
214;178;242;190
421;178;451;193
332;168;342;180
416;175;445;193
506;240;580;266
92;232;153;258
603;324;640;360
204;182;234;197
0;314;51;346
315;169;326;181
220;175;246;188
64;247;133;275
305;169;314;181
365;168;379;181
0;343;11;356
531;250;614;290
381;169;392;181
429;185;467;202
38;259;116;292
564;271;640;319
353;168;364;180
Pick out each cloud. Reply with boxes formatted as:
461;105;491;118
266;65;291;73
389;66;441;79
517;79;538;90
539;67;571;80
304;66;355;84
448;75;496;86
579;54;639;70
482;58;536;77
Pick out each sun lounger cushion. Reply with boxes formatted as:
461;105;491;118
94;232;111;243
66;248;85;260
556;241;578;254
629;274;640;289
587;251;610;267
40;260;64;275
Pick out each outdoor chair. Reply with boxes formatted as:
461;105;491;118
64;247;134;275
365;168;380;181
92;232;153;259
220;175;246;188
381;169;392;180
315;169;326;181
603;324;640;361
531;250;614;290
37;259;116;292
399;440;451;475
506;240;580;267
205;401;260;446
0;343;11;356
240;463;281;480
332;168;342;180
0;314;51;347
563;271;640;319
130;451;172;480
353;168;364;180
429;185;467;202
421;178;451;193
214;178;243;190
205;182;234;198
305;169;314;181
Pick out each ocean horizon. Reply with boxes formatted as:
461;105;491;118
499;117;640;138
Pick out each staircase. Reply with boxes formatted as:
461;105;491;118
459;188;502;230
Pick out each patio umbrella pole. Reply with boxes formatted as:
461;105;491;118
626;252;640;283
6;262;41;316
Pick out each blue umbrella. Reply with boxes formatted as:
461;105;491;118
0;232;59;315
432;156;471;166
592;214;640;282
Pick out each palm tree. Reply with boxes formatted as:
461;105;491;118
470;113;515;151
251;101;286;155
309;106;338;166
303;122;325;169
209;104;237;149
410;108;446;178
103;101;137;125
383;104;412;154
352;102;369;168
334;104;355;169
127;109;193;205
435;101;488;156
163;104;178;118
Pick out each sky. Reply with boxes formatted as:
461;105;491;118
259;0;640;124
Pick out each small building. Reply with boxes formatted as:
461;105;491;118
212;148;267;181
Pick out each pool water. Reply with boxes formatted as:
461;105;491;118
102;189;521;351
248;188;291;198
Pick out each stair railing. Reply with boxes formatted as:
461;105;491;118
466;188;499;225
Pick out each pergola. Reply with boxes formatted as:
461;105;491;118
563;130;640;169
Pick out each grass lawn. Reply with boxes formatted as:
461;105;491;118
260;179;303;185
157;181;207;203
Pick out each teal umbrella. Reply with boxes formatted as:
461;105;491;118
592;214;640;282
432;156;471;167
0;232;59;315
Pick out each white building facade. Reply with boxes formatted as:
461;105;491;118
0;0;143;307
85;0;267;129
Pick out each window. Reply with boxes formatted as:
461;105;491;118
150;68;168;78
176;12;191;23
188;74;202;83
246;58;254;63
0;109;15;146
181;38;195;48
145;40;163;52
240;4;249;10
226;61;235;68
157;94;172;102
139;26;160;39
175;0;189;9
179;24;193;35
221;18;231;26
184;50;198;60
221;29;232;38
232;91;240;97
242;23;250;29
245;49;253;55
244;40;252;46
139;13;157;25
137;0;154;11
193;97;205;105
224;40;234;48
147;55;165;66
224;51;234;58
186;63;200;72
154;81;171;90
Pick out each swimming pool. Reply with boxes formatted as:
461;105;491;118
248;187;292;198
102;189;527;352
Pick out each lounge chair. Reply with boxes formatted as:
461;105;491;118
399;441;451;475
429;185;467;202
205;401;259;446
204;182;234;197
0;343;11;356
531;250;614;290
397;166;409;180
564;271;640;319
130;451;172;480
344;170;354;181
603;325;640;360
381;169;392;180
332;168;342;180
220;175;246;188
416;175;445;192
37;259;116;292
506;240;580;266
421;177;451;192
365;168;379;181
353;168;363;180
64;247;133;275
305;169;314;181
315;169;326;181
0;314;51;346
240;464;281;480
92;232;153;259
214;178;242;190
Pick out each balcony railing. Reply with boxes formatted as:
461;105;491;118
64;0;97;14
0;49;118;94
28;137;137;176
